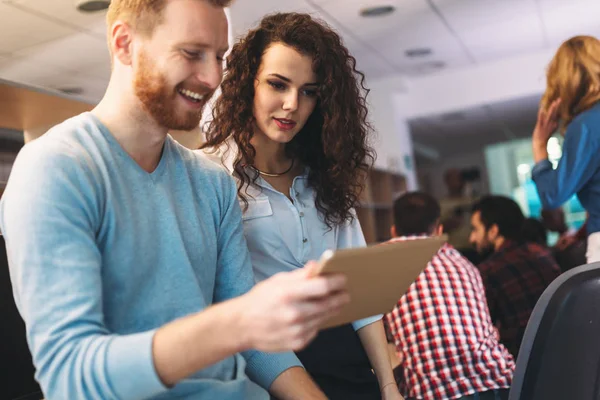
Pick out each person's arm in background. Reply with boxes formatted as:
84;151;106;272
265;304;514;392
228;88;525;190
211;176;335;399
532;99;561;164
575;219;588;241
384;314;405;388
532;99;600;209
3;143;347;400
382;317;402;370
340;213;404;400
555;218;587;250
356;319;404;399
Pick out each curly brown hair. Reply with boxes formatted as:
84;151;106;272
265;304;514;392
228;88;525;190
203;12;375;228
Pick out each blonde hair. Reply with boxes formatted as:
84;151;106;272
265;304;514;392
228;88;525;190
542;35;600;133
106;0;232;52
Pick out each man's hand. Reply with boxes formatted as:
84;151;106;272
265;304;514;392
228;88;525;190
238;261;349;352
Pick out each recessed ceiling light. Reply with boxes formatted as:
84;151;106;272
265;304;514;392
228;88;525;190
403;61;446;75
57;87;85;96
405;48;433;58
360;5;395;18
418;60;446;72
76;0;110;13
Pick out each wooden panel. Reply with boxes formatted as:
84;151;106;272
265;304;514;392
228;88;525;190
391;174;407;201
369;169;393;205
0;78;93;131
357;168;407;243
356;207;376;244
375;208;393;242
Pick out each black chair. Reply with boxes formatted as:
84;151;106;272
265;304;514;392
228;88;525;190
0;236;42;399
509;262;600;400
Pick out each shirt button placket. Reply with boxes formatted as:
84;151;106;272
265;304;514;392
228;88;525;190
296;192;308;246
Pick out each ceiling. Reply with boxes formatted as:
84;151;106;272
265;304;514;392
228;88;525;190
0;0;109;102
230;0;600;78
0;0;599;155
410;94;541;161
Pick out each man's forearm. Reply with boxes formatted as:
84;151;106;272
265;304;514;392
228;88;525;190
152;296;248;386
269;366;327;400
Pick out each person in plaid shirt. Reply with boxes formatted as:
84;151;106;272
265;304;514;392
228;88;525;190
470;196;561;357
385;192;514;400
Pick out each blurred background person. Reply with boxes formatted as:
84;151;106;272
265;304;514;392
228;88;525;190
521;217;548;247
531;35;600;263
386;192;514;400
542;208;588;272
469;196;561;357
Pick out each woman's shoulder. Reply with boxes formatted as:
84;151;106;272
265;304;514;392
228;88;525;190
573;101;600;126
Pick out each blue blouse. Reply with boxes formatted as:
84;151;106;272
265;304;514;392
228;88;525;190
532;102;600;235
202;146;382;331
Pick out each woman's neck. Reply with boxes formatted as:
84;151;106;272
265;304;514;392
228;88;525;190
250;133;292;174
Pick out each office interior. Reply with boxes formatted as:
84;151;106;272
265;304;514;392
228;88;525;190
0;0;597;399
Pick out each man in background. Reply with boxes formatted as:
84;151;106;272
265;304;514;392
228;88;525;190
470;196;561;357
386;192;514;400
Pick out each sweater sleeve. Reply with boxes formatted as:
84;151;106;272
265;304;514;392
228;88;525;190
532;119;600;209
0;142;167;400
213;175;302;389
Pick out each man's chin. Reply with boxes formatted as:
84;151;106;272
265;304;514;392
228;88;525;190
160;110;202;132
477;246;495;260
169;119;202;132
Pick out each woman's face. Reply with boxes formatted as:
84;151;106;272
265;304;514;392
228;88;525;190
252;42;319;144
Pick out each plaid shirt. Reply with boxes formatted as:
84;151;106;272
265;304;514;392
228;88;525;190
385;237;514;400
478;241;561;357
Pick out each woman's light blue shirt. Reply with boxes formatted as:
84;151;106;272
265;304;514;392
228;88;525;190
202;146;381;331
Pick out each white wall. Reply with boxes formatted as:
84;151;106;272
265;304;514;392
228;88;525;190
367;77;417;190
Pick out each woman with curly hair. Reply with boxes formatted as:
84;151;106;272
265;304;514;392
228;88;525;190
532;35;600;263
202;12;403;400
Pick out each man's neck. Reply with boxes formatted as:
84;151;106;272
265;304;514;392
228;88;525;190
92;78;167;173
493;236;506;252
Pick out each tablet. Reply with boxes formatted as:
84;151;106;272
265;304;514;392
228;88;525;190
315;236;446;329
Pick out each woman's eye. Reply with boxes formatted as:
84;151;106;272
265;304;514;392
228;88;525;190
268;81;286;90
302;89;318;97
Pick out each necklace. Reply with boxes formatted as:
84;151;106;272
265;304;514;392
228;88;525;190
251;159;295;177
